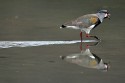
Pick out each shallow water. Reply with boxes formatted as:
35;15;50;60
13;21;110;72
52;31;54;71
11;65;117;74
0;40;97;48
0;0;125;83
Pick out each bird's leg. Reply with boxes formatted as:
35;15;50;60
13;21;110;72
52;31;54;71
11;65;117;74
80;43;83;51
80;32;82;43
86;34;90;38
90;35;100;40
80;32;83;50
86;34;100;40
80;40;83;50
86;42;100;48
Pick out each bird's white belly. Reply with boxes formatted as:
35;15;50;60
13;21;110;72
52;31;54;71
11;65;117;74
89;25;95;29
66;26;80;29
81;28;91;34
81;25;95;34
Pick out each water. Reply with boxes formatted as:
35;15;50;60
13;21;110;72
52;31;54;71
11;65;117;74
0;0;125;83
0;40;97;48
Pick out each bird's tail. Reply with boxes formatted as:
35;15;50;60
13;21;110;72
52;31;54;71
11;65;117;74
60;24;79;29
60;55;66;60
60;25;66;29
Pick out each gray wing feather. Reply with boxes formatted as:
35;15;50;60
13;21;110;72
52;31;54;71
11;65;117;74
64;14;99;28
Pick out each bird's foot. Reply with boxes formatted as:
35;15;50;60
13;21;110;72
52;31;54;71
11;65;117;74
86;42;100;47
60;56;66;60
86;34;101;42
92;36;101;42
86;45;89;48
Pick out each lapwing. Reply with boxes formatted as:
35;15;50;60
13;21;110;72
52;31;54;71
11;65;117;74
60;10;110;42
60;48;110;71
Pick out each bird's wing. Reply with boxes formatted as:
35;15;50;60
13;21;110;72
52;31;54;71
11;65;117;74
73;14;99;28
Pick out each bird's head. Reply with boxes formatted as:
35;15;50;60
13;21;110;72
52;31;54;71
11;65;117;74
98;10;111;19
101;62;110;72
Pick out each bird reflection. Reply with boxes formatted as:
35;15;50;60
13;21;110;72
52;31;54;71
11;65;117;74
61;42;110;71
80;40;100;50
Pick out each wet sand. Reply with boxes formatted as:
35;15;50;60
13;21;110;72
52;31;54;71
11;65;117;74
0;0;125;83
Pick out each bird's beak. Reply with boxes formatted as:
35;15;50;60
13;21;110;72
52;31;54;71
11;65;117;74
107;13;111;19
106;62;111;70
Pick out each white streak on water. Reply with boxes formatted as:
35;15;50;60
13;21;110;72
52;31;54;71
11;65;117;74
0;40;97;49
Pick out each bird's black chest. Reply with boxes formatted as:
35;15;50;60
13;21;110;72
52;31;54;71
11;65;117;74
92;53;101;64
93;19;101;29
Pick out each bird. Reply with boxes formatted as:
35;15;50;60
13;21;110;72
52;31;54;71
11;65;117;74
60;10;110;42
60;47;110;71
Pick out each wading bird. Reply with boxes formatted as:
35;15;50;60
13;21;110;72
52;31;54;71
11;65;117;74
60;10;110;42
